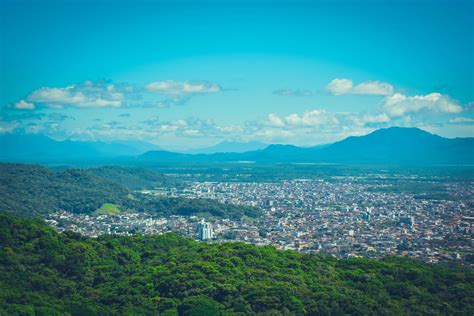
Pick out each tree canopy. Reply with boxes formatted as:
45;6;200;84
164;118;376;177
0;163;260;220
0;212;472;315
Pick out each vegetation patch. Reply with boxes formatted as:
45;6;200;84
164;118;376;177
0;212;473;315
0;164;260;220
95;203;121;215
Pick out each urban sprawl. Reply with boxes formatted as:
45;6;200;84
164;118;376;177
46;176;473;266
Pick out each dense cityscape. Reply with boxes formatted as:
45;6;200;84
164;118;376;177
47;175;474;266
2;0;473;314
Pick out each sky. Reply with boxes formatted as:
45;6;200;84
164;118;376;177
1;0;473;150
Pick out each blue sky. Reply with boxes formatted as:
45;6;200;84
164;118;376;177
1;0;473;149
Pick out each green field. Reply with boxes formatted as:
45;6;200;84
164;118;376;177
94;203;121;215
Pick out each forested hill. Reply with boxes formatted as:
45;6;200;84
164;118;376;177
0;163;260;220
0;163;130;217
87;166;182;190
1;212;473;315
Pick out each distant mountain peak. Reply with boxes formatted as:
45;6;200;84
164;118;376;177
370;126;435;136
262;144;301;152
187;140;267;154
339;127;442;145
0;133;160;162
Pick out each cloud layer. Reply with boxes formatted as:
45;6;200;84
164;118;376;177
3;76;472;148
273;88;312;97
145;80;221;95
12;80;222;111
25;81;133;109
448;117;474;124
382;93;462;117
326;78;394;96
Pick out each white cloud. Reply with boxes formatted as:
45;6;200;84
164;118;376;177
217;125;243;133
252;108;399;145
382;92;462;117
353;81;393;96
325;78;353;95
361;113;391;124
0;121;20;133
273;88;312;97
25;81;131;109
448;117;474;124
136;116;241;140
254;129;294;140
145;80;221;95
267;113;285;127
11;79;222;111
14;100;35;110
326;78;393;96
266;110;341;128
284;109;339;127
182;129;203;137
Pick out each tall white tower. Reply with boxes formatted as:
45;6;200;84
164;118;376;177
197;219;214;240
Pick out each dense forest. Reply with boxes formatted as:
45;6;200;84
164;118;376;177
0;212;473;315
0;164;130;217
88;166;183;190
140;197;261;220
0;163;260;220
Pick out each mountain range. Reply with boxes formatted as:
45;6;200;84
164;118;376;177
139;127;474;165
1;127;473;165
0;134;160;162
183;141;268;154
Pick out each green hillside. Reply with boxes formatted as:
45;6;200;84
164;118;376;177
0;163;261;220
88;166;182;190
141;197;261;220
0;213;472;315
0;164;131;217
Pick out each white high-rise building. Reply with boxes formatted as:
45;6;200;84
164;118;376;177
197;219;214;240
